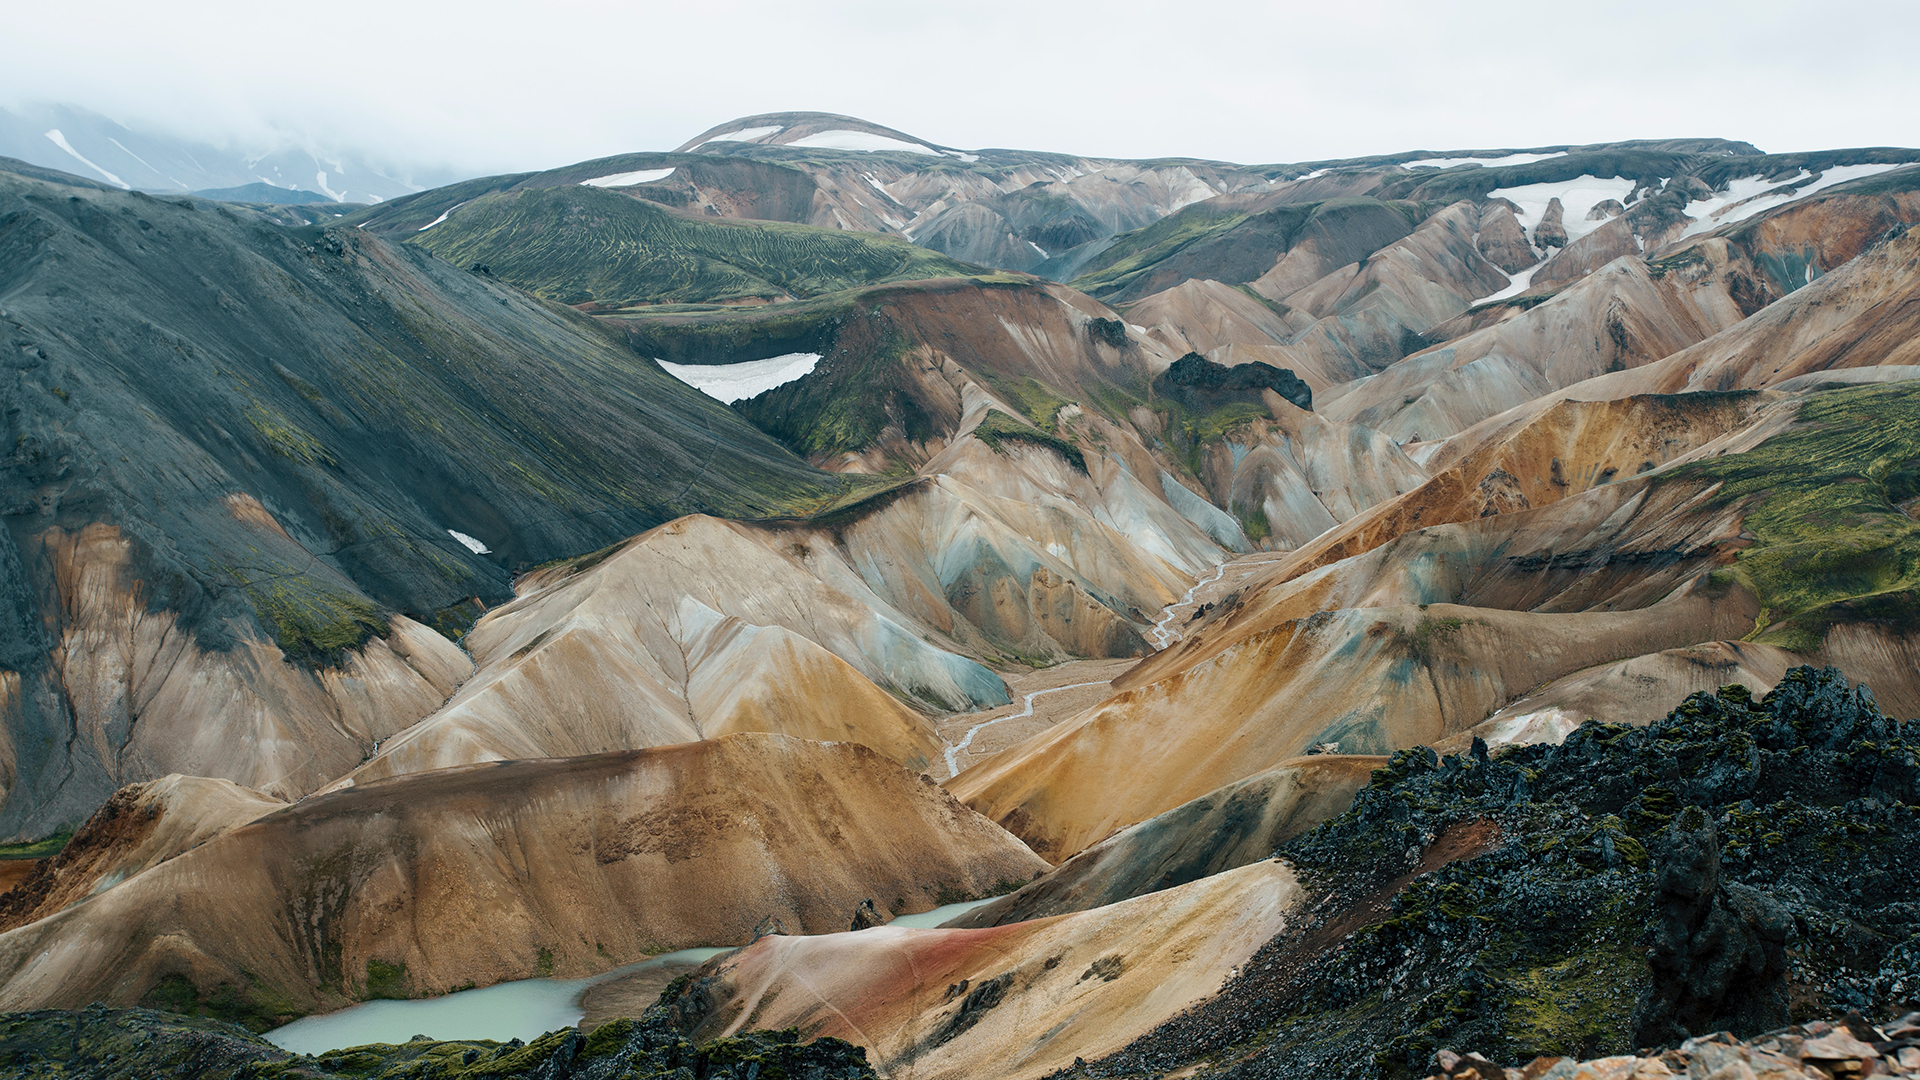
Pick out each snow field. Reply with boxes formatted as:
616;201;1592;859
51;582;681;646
657;353;822;403
580;167;676;188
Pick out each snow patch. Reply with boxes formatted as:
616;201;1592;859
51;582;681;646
787;130;940;155
448;530;490;554
314;171;345;202
43;129;129;189
580;167;675;188
416;202;465;231
946;151;981;162
1679;163;1919;239
700;124;783;146
1405;151;1568;170
1027;240;1049;258
1474;262;1543;304
657;353;821;403
1485;175;1637;246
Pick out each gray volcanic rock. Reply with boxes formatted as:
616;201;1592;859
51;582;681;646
1536;195;1569;247
1476;202;1537;274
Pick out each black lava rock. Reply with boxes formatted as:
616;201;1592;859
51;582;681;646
1153;353;1312;412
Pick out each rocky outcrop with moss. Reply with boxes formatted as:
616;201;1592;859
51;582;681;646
1076;666;1920;1079
0;1005;875;1079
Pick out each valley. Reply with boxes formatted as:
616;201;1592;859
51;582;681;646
0;109;1916;1080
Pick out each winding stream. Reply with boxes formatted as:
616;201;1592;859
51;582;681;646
944;681;1113;778
1148;561;1228;650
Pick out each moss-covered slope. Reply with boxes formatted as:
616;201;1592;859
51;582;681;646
1070;196;1429;304
0;162;871;836
407;184;979;307
1672;381;1920;650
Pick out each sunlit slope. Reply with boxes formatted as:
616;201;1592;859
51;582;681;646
0;734;1048;1020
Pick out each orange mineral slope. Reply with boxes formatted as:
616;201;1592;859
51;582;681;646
676;859;1302;1080
0;734;1046;1016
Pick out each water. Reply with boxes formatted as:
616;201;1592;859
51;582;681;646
264;948;732;1055
887;896;1000;928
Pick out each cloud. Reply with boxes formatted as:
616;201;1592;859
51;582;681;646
3;0;1915;177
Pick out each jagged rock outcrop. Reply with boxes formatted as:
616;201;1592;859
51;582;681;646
1154;352;1312;412
1076;667;1920;1078
1426;1015;1920;1080
1633;806;1789;1046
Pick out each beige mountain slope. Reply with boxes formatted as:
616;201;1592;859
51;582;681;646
946;755;1379;928
330;421;1252;788
330;515;964;786
19;522;474;806
1432;640;1801;755
0;775;283;933
674;859;1302;1080
1317;250;1748;443
1254;391;1776;584
1125;202;1513;392
0;734;1047;1016
669;112;1266;274
1322;183;1920;443
951;471;1761;860
1610;222;1920;394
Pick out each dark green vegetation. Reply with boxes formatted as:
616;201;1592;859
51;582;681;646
971;410;1087;473
1071;197;1429;304
407;185;978;307
0;832;68;860
0;161;867;837
1674;382;1920;651
0;1004;875;1079
1084;667;1920;1079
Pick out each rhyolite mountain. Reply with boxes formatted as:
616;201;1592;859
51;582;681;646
0;111;1918;1080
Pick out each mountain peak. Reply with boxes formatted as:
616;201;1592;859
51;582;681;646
673;111;961;156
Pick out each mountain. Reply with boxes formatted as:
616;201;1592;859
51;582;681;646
0;103;448;201
0;158;874;836
1;113;1919;1080
0;734;1046;1018
190;182;335;205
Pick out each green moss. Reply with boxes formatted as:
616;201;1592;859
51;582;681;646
981;374;1073;428
232;571;389;665
409;185;979;308
244;401;334;465
364;959;409;1001
138;972;306;1033
0;830;71;859
1499;930;1646;1058
1239;502;1272;542
972;410;1087;473
1670;381;1920;650
534;948;555;978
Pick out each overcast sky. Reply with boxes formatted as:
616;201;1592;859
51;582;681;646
5;0;1916;176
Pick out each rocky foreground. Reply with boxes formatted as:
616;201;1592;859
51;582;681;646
0;1004;875;1079
1428;1013;1920;1080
